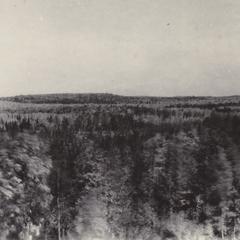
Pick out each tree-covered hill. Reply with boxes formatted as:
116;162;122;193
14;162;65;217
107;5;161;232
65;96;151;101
1;96;240;240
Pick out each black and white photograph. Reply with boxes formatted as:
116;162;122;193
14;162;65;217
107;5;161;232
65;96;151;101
1;0;240;239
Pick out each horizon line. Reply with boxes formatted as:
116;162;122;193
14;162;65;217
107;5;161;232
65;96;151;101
1;92;240;99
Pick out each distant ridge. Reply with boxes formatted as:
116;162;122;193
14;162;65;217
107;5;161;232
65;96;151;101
1;93;240;106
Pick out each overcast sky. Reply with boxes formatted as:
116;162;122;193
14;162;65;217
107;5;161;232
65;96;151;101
0;0;240;97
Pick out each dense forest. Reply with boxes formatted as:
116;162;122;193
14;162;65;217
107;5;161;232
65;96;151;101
1;94;240;240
